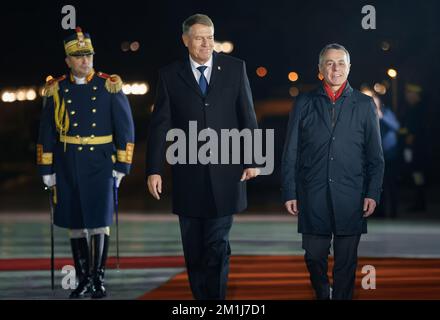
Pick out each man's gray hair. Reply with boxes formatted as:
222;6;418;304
182;14;214;34
318;43;350;66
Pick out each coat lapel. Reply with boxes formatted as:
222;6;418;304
206;52;220;96
332;84;355;130
177;57;203;97
315;86;333;133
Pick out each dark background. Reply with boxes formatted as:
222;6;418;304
0;0;438;216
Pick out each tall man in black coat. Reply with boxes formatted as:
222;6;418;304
146;14;260;300
281;43;384;300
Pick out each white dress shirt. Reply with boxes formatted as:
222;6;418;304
189;54;213;84
73;75;86;84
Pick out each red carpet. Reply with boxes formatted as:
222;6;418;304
1;255;439;299
138;256;440;300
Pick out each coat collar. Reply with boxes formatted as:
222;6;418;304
316;81;353;99
314;81;356;133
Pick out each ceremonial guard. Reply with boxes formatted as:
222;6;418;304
37;27;135;299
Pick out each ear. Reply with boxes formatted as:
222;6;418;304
182;34;189;48
65;56;71;68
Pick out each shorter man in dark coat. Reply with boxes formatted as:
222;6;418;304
281;43;384;300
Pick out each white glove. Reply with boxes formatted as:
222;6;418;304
112;170;125;188
42;174;56;187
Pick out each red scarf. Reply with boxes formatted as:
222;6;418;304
323;80;347;103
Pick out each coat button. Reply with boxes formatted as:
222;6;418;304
89;146;95;151
329;178;333;182
90;134;95;139
78;146;83;151
91;96;97;101
64;88;69;93
76;135;80;139
332;137;335;141
73;123;78;127
92;108;97;113
330;157;334;161
91;123;96;127
70;110;76;115
67;99;72;104
205;103;210;107
93;86;98;91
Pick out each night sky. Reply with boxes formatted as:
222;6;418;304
1;0;439;101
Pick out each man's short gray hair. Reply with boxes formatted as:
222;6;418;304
182;14;214;34
319;43;350;66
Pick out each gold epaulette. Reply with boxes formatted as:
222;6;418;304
43;75;66;97
97;72;123;93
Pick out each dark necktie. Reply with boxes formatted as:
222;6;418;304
197;66;208;95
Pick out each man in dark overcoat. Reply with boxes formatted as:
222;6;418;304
146;14;260;300
282;43;384;300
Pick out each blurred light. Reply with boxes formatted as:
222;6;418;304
122;82;149;95
381;41;390;51
130;41;140;52
150;104;155;113
387;69;397;78
221;41;234;54
138;83;149;95
26;89;37;101
214;41;234;54
121;41;130;52
374;83;387;95
361;88;374;97
289;86;299;97
131;83;139;95
317;72;324;81
16;89;27;101
2;91;16;103
122;84;132;95
256;67;268;78
214;42;222;53
39;87;45;97
288;72;299;82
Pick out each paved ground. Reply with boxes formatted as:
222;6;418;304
0;213;439;299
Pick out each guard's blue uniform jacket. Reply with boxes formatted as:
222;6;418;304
37;71;135;229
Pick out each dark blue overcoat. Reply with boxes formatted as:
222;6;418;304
282;83;384;235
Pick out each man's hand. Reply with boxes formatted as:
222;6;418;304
42;174;56;187
112;170;125;188
363;198;376;217
285;200;299;216
147;174;162;200
240;168;260;181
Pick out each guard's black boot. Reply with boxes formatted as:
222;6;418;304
90;234;109;299
69;237;92;299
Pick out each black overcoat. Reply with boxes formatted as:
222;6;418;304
146;53;258;218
